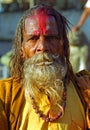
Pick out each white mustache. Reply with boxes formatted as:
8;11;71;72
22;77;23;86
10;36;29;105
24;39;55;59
26;52;61;66
35;53;60;66
36;61;53;66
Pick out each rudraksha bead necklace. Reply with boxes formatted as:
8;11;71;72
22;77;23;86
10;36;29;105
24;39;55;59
30;85;67;122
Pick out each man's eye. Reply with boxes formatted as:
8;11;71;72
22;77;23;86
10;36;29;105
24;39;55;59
29;36;39;41
46;36;59;40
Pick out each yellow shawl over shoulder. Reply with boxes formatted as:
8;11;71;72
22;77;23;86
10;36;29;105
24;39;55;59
0;70;90;130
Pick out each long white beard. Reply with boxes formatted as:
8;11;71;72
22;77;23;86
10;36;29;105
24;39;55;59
23;52;67;105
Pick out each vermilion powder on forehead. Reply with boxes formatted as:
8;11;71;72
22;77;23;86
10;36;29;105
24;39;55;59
37;10;48;34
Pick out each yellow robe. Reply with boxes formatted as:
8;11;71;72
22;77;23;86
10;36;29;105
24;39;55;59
0;74;88;130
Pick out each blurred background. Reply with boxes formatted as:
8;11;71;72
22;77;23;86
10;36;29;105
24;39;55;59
0;0;90;78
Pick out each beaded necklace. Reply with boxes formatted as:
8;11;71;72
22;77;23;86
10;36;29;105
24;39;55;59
30;84;67;122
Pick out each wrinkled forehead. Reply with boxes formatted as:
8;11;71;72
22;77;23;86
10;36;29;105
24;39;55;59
24;14;58;35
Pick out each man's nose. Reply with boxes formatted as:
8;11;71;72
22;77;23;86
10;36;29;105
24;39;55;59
36;36;49;53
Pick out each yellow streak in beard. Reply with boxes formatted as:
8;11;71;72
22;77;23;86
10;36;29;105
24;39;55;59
23;53;67;105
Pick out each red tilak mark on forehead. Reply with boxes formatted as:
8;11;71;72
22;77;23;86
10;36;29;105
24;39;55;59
37;11;47;34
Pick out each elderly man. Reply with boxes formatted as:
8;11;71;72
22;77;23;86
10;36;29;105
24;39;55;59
0;4;90;130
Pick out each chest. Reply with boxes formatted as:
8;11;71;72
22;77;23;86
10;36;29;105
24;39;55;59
19;82;86;130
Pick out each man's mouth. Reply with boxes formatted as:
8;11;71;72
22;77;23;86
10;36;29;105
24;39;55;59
35;61;53;66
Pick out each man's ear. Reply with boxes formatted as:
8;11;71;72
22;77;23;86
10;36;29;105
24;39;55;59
59;40;64;56
20;46;25;58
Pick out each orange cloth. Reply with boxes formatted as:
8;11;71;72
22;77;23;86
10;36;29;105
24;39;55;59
19;81;86;130
0;76;87;130
0;77;25;130
76;70;90;129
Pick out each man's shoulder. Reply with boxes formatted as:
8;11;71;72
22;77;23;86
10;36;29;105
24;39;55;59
0;76;24;105
71;69;90;107
0;77;14;90
75;70;90;129
76;69;90;76
0;76;22;97
0;77;13;84
0;76;21;86
75;69;90;90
